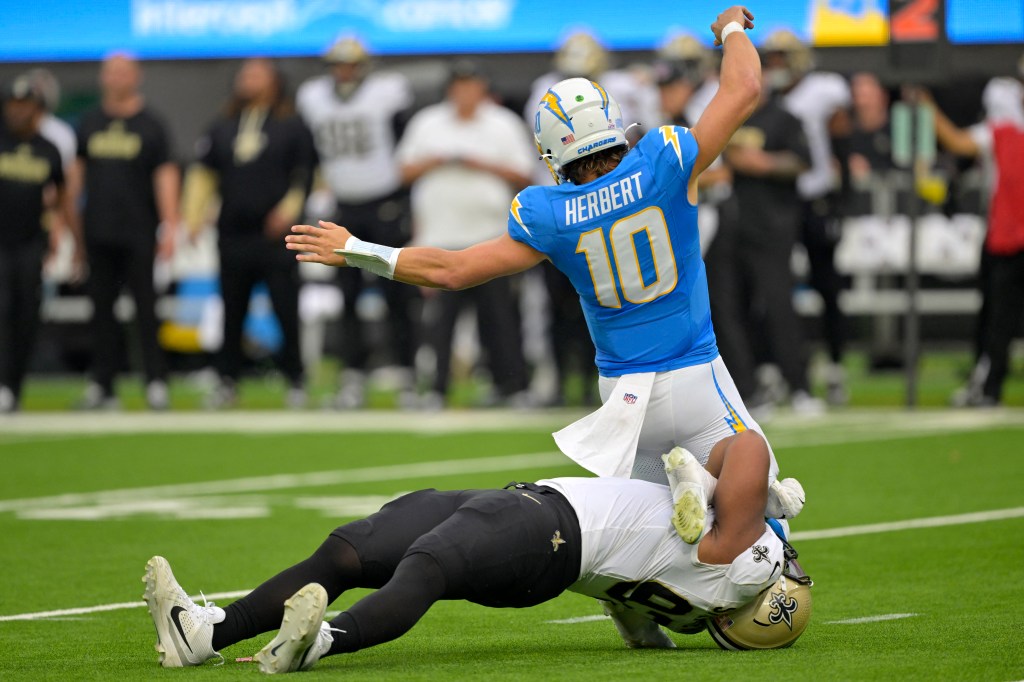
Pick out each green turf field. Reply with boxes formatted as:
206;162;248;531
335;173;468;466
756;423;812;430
1;409;1022;681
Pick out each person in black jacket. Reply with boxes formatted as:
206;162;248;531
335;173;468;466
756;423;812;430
73;53;180;411
183;58;316;409
721;81;823;415
0;77;71;413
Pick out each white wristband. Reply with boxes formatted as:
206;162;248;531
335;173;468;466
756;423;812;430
720;21;745;44
340;236;403;279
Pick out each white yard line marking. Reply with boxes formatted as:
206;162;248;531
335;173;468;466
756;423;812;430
545;615;611;625
790;507;1024;541
0;590;249;623
0;407;1019;436
4;505;1022;624
0;452;567;513
826;613;919;625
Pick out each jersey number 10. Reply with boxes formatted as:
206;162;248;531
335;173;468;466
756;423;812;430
575;207;679;309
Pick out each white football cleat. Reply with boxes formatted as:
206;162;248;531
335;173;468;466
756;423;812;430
601;600;676;649
141;556;225;667
255;583;333;674
662;447;710;544
765;477;806;519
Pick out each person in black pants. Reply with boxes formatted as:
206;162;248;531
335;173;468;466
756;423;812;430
0;77;70;413
296;38;419;408
183;58;315;409
73;54;179;410
722;85;824;415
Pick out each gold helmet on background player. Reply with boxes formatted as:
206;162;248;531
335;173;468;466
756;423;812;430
761;29;814;91
658;31;712;83
324;35;370;97
554;31;610;79
708;543;813;650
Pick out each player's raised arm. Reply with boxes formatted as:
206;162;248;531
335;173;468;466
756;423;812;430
286;221;546;290
690;6;762;179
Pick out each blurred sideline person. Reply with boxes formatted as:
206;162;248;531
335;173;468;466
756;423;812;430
297;36;420;409
924;88;1024;407
182;58;316;409
847;72;893;193
656;32;717;129
0;77;71;412
394;60;534;408
142;430;811;671
25;69;77;173
286;6;808;505
951;54;1024;404
526;32;661;405
764;30;852;406
72;53;179;411
721;64;821;415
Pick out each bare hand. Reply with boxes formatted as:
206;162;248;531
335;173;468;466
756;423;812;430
285;220;354;267
711;6;754;46
156;231;175;261
69;247;87;285
729;146;775;176
264;208;293;240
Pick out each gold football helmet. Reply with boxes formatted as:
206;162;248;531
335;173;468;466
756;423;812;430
659;33;710;68
708;543;813;650
324;35;369;65
761;29;814;76
554;31;609;78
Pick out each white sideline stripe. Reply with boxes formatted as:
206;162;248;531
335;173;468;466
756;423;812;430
5;506;1023;624
0;406;1020;436
790;507;1024;541
546;615;611;625
0;452;567;513
826;613;919;625
0;590;249;623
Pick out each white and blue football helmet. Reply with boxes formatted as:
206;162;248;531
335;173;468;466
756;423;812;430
534;77;627;184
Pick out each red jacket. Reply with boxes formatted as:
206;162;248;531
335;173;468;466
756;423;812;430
988;123;1024;256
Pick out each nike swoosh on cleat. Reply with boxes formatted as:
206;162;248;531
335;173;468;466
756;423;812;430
169;606;194;653
296;644;313;670
271;641;287;657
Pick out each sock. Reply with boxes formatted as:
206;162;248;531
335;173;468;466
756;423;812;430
324;552;447;657
212;535;361;651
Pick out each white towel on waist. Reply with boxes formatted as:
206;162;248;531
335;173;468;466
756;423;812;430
553;372;655;478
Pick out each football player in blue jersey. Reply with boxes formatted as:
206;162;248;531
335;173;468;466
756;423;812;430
287;6;804;531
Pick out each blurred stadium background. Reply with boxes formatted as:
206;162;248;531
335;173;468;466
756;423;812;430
0;0;1021;412
2;2;1024;680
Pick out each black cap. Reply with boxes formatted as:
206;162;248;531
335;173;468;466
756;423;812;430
448;59;488;84
6;75;45;105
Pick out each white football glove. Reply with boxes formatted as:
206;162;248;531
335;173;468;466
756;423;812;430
765;477;806;519
600;600;676;649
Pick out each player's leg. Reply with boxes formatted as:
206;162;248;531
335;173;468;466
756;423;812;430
125;239;168;392
696;430;771;565
426;289;463;400
290;486;580;667
83;241;123;403
980;253;1024;403
261;245;305;394
214;489;476;649
211;240;256;406
142;489;476;667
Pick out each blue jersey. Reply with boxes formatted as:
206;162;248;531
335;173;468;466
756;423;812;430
507;126;717;376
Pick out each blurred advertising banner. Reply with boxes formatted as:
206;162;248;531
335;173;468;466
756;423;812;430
0;0;912;62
